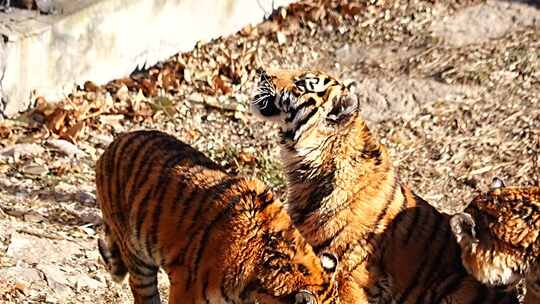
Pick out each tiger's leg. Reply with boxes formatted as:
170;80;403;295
167;267;193;303
128;269;161;304
98;224;128;282
123;252;161;304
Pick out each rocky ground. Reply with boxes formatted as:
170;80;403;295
0;0;539;303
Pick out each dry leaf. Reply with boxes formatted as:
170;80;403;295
83;81;100;92
212;75;233;94
237;151;256;165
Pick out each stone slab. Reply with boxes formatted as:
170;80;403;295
0;0;293;117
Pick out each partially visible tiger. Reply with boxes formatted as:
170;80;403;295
96;130;341;304
250;68;518;303
451;177;540;304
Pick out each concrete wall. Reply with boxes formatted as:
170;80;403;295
0;0;293;117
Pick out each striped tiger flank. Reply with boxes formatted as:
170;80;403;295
95;130;340;304
250;68;519;303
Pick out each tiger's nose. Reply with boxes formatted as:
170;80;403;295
259;100;281;117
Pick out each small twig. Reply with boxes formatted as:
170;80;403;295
187;98;249;113
16;228;65;241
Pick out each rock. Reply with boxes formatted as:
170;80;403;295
37;264;72;299
77;191;96;205
0;265;44;286
21;164;49;176
73;274;106;291
23;210;47;223
47;139;86;158
93;134;114;147
6;232;82;264
0;143;44;158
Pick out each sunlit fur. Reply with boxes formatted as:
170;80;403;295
451;183;540;304
95;130;341;304
251;68;518;303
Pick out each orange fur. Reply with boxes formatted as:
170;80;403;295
251;68;518;303
96;130;340;304
452;184;540;304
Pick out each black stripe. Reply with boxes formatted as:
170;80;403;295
293;107;318;133
134;185;157;243
313;224;346;253
349;177;398;273
144;144;218;262
240;279;261;301
288;97;317;121
116;131;158;192
104;134;127;219
413;221;452;302
220;279;234;304
118;134;164;223
320;282;335;303
397;184;409;212
182;178;241;246
203;271;211;304
185;194;243;291
157;178;190;266
139;293;159;300
126;255;158;277
134;150;182;242
166;187;198;266
430;273;467;304
402;206;423;245
396;210;444;303
293;171;335;226
119;132;164;195
127;136;179;205
145;151;191;258
131;277;157;289
256;189;279;214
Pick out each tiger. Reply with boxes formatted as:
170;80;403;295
249;68;519;303
95;129;341;304
451;177;540;304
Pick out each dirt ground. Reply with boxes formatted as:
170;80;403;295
0;0;539;303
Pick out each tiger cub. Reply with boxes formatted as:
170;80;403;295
95;130;340;304
250;68;518;303
451;178;540;304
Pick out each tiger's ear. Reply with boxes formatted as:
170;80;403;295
450;213;478;245
343;79;359;95
320;252;338;273
326;94;359;124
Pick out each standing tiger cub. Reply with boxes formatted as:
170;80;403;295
451;178;540;304
250;68;518;303
95;130;340;304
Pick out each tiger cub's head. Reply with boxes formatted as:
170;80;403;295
233;182;340;303
249;246;340;304
450;177;523;288
251;68;359;145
